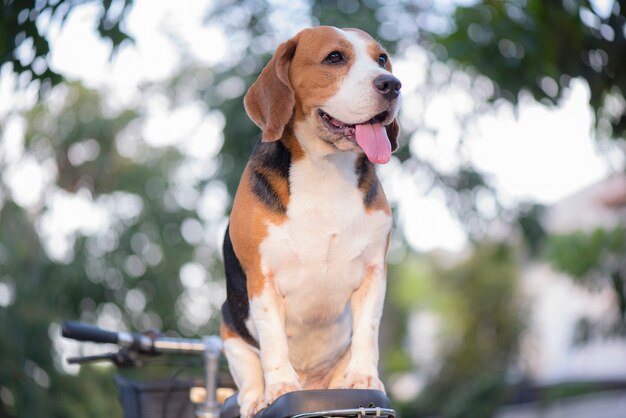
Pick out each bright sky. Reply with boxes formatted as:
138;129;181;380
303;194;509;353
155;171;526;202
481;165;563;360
0;0;621;255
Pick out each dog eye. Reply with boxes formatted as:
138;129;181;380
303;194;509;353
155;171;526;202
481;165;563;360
324;51;345;64
378;54;388;67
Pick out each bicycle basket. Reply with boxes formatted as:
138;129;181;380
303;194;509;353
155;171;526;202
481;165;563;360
115;374;199;418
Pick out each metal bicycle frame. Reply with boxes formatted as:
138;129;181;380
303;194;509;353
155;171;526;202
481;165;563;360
291;407;396;418
189;336;222;418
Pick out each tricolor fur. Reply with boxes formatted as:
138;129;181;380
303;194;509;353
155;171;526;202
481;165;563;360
220;26;401;418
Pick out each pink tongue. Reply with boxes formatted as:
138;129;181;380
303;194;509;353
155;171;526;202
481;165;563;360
355;123;391;164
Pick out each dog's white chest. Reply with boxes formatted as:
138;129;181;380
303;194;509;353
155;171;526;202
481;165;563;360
258;154;391;372
260;154;390;300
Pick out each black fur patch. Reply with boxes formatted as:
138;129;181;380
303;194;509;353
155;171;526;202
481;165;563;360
222;224;259;348
364;177;379;207
250;169;287;213
356;154;371;183
252;139;291;179
249;139;292;214
356;154;379;207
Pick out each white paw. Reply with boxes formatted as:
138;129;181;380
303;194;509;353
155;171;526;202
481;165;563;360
344;371;386;393
264;380;302;405
239;392;266;418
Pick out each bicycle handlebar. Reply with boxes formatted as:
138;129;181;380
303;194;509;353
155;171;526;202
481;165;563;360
62;321;121;345
61;321;220;356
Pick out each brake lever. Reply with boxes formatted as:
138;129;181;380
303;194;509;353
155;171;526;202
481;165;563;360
67;348;143;368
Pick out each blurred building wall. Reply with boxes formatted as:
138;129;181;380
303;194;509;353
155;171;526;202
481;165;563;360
521;173;626;383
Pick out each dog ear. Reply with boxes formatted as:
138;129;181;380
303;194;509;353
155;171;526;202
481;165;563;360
244;38;298;142
385;118;400;152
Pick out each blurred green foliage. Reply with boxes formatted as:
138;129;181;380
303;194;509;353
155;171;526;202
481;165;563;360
546;227;626;341
546;227;625;279
0;0;133;93
434;0;626;348
0;80;226;416
387;244;524;417
434;0;626;141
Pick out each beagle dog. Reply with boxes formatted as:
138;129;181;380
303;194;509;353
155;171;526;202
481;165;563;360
220;26;401;417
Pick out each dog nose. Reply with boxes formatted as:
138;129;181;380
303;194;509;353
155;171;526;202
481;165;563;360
373;75;401;100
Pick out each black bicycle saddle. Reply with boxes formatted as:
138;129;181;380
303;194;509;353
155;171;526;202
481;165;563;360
220;389;392;418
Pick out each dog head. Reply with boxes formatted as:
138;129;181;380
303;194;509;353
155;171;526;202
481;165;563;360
244;26;401;164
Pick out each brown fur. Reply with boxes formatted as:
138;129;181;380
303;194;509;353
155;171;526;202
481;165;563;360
289;27;354;119
229;165;287;298
244;39;298;142
220;321;238;341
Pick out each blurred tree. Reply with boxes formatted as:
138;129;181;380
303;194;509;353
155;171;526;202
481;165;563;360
0;81;226;416
546;226;626;341
431;0;626;143
0;0;133;93
422;244;524;418
385;243;525;417
429;0;626;347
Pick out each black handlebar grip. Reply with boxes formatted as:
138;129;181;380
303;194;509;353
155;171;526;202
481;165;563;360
62;321;119;345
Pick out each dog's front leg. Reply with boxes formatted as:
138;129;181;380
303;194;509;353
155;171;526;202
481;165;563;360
344;262;387;392
249;273;303;404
